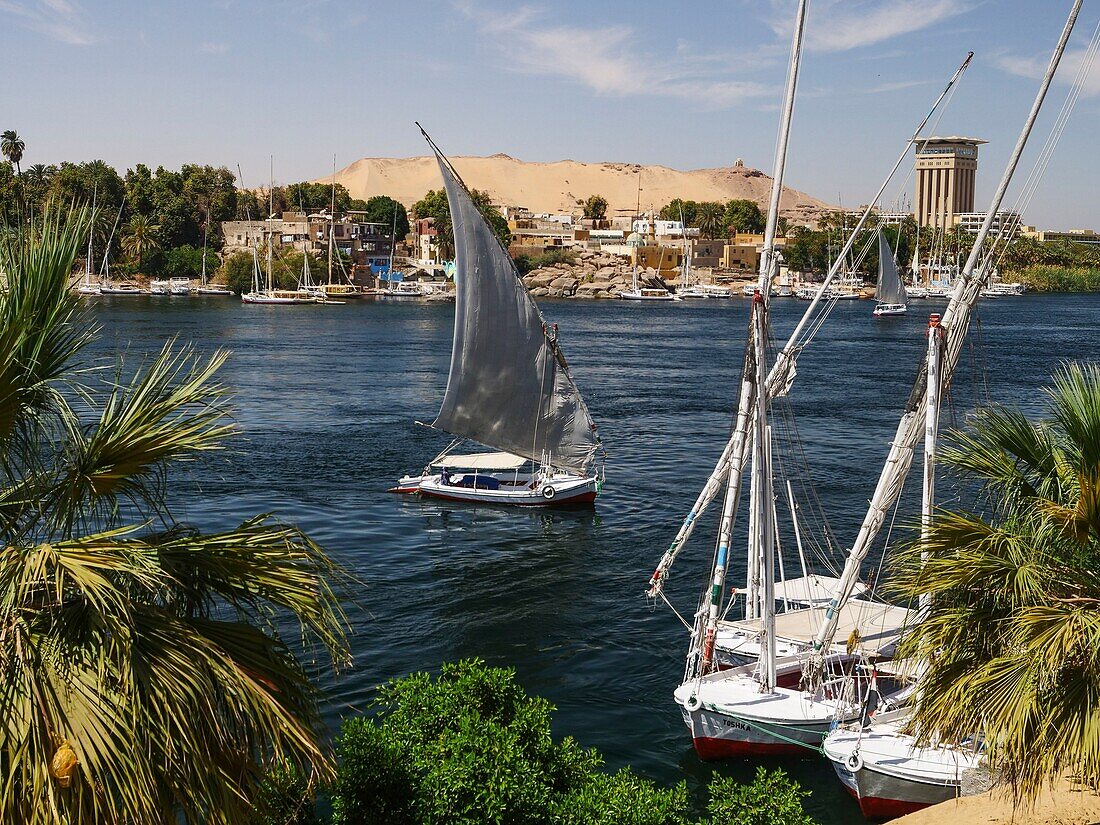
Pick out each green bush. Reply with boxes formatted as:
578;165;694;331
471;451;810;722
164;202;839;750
328;660;814;825
251;761;323;825
708;769;813;825
1016;265;1100;293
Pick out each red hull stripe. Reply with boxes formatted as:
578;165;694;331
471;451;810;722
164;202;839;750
693;737;809;760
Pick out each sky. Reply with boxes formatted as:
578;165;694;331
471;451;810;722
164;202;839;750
1;0;1098;230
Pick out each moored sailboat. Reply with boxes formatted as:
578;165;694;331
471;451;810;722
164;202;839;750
394;131;604;507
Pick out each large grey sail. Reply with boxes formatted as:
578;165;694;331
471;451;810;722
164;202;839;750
431;151;600;474
876;232;907;305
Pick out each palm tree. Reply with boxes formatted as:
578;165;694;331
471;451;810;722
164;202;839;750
0;206;348;823
1;129;24;175
696;201;725;240
121;213;160;272
892;361;1100;802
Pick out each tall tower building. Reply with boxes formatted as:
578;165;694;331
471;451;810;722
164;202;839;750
913;136;986;228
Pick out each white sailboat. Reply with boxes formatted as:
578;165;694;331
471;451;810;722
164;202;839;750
242;159;319;306
649;44;982;760
77;185;101;295
393;132;604;507
195;221;233;295
318;156;364;302
872;230;907;316
824;315;987;818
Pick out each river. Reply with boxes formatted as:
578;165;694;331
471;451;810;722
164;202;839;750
90;293;1100;823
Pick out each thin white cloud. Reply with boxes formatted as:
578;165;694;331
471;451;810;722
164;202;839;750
996;46;1100;97
457;2;774;107
864;79;932;95
0;0;94;45
768;0;972;53
199;41;230;54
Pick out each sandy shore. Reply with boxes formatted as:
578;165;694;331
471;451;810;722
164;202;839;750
895;778;1100;825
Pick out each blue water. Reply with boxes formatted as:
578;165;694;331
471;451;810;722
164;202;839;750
90;293;1100;823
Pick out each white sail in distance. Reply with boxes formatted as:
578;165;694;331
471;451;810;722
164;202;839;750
429;142;601;474
876;232;907;305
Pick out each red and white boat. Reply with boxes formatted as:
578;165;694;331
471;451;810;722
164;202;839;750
824;707;987;820
393;451;599;506
393;135;604;507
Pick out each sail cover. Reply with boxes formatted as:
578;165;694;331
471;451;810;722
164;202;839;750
430;150;600;474
876;232;907;305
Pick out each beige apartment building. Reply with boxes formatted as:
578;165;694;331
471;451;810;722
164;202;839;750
914;136;986;228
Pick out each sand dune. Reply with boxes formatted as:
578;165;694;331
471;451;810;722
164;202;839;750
324;153;832;223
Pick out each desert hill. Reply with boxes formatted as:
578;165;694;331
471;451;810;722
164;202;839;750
324;153;832;223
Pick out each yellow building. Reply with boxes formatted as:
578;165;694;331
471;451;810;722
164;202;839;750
914;136;986;229
633;245;683;274
721;234;788;271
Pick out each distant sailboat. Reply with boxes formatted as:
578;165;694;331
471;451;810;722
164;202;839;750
77;185;101;295
195;220;233;295
393;132;604;506
872;230;907;316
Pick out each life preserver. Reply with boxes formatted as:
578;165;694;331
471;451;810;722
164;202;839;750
541;485;556;500
846;752;864;773
684;694;703;712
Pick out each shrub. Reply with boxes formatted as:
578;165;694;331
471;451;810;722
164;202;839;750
330;660;813;825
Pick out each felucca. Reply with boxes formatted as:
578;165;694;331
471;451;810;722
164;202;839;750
872;230;907;316
823;3;1086;817
649;30;983;757
393;131;604;506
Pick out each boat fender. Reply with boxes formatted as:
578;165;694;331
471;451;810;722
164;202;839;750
541;485;556;500
846;752;864;773
684;694;703;713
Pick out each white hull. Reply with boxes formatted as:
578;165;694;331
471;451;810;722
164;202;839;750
99;286;147;295
824;712;987;820
873;303;907;317
241;292;318;305
618;290;681;301
195;286;234;295
674;664;860;759
396;471;598;506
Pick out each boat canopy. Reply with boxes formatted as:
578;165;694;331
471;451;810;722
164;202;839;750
431;451;527;470
876;231;908;305
722;601;917;656
430;147;601;474
772;575;868;607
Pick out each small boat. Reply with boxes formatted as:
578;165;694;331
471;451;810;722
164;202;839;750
824;705;988;820
395;132;604;507
385;280;436;298
149;279;171;295
169;277;191;295
619;286;681;301
873;231;907;317
100;283;147;295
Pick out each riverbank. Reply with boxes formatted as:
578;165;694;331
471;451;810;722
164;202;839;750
896;777;1100;824
518;248;755;298
1015;266;1100;292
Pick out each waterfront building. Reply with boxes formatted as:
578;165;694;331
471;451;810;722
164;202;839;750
914;136;986;229
953;210;1023;236
1026;227;1100;246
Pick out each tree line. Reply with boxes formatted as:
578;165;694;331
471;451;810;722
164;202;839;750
0;130;409;282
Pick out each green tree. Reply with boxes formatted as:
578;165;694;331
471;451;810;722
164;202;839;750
121;213;160;271
221;250;258;294
361;195;409;239
49;160;126;210
162;244;218;281
0;206;348;823
329;660;812;825
892;362;1100;802
723;199;764;235
413;188;510;259
696;201;725;239
583;194;608;221
1;130;25;175
659;199;699;226
708;768;813;825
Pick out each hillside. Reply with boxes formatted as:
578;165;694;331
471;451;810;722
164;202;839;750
323;153;832;223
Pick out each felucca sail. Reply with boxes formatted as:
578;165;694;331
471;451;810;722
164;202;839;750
429;142;601;474
876;232;907;305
